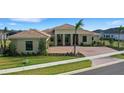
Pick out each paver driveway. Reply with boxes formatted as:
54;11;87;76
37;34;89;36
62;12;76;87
48;46;120;66
48;46;117;56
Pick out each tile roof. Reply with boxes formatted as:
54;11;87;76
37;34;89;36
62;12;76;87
43;24;99;36
54;24;75;29
8;29;51;39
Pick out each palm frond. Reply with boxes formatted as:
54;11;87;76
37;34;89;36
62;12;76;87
119;25;124;32
75;19;84;31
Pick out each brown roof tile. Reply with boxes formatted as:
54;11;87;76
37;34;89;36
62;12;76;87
54;24;75;29
43;24;99;36
8;29;51;39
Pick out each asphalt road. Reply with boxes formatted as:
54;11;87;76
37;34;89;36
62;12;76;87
74;62;124;75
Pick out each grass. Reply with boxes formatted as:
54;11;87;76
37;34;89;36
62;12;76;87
0;55;78;70
7;60;91;75
112;54;124;59
103;40;124;50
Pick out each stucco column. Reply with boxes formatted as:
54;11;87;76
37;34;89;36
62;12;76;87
63;34;65;46
71;34;73;46
55;34;57;46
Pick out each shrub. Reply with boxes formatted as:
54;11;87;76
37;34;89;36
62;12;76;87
80;42;84;46
109;38;114;47
9;42;17;55
97;41;102;46
4;42;17;56
22;59;29;66
20;52;26;56
38;38;47;55
93;41;96;46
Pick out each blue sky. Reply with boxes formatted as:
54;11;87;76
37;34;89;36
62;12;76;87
0;18;124;31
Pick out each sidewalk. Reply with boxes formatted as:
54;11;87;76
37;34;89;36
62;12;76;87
92;57;121;66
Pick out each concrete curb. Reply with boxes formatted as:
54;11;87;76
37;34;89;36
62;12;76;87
58;59;124;75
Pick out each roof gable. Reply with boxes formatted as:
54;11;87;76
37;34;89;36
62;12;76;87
54;24;82;30
43;24;99;36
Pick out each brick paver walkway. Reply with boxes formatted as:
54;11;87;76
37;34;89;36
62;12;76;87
48;46;120;66
48;46;117;56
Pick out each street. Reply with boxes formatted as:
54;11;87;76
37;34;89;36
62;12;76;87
74;62;124;75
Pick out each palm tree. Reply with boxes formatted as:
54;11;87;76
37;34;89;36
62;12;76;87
74;19;84;55
118;25;124;49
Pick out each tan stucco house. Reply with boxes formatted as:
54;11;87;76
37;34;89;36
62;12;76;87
8;29;50;54
43;24;100;46
8;24;100;54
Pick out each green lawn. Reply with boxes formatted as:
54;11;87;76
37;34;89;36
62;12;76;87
112;54;124;59
0;56;78;70
7;60;91;75
103;40;124;49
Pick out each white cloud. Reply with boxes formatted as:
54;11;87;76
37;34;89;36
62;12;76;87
106;20;124;26
9;23;17;26
10;18;45;23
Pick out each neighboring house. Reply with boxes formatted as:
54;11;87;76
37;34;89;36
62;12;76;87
94;27;124;40
102;33;124;40
8;29;50;54
43;24;100;46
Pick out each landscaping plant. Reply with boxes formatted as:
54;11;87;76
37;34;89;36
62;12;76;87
118;25;124;49
8;42;17;56
38;38;47;55
109;38;114;47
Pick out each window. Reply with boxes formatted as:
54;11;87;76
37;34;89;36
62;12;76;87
82;36;87;42
26;41;33;51
106;35;110;38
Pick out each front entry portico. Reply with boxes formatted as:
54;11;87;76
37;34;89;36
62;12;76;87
55;34;79;46
43;24;100;46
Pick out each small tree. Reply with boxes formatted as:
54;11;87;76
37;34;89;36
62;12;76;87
3;27;7;52
0;38;3;54
118;25;124;48
8;42;17;56
38;38;47;55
